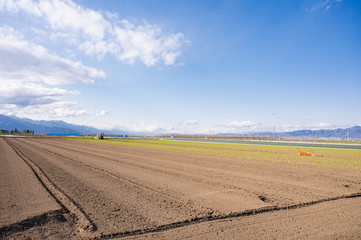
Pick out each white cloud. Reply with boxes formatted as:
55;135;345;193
228;120;257;128
315;122;332;128
0;82;78;106
96;110;108;116
0;26;104;118
0;26;105;85
0;0;187;123
281;123;336;131
185;120;198;125
38;0;109;40
0;0;108;39
0;101;91;119
310;0;343;12
115;121;162;133
113;120;260;135
0;0;186;67
113;21;184;66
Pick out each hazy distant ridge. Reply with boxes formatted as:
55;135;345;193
0;114;104;134
234;126;361;140
285;127;361;139
1;114;360;139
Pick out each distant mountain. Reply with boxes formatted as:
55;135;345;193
222;126;361;140
1;114;360;139
0;114;106;134
285;126;361;140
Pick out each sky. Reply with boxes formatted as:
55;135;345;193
0;0;360;134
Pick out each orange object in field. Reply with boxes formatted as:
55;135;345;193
297;147;312;156
298;151;312;156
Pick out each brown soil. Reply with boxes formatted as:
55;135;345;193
0;138;60;228
1;137;360;239
124;197;361;240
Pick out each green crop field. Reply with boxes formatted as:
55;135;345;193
67;138;361;171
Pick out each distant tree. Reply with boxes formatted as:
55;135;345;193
0;129;10;134
23;129;32;134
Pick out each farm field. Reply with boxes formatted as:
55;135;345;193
1;137;361;239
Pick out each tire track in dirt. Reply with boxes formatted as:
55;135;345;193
83;193;361;239
4;138;96;236
123;197;361;240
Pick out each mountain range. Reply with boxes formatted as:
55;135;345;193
238;126;361;140
0;114;106;134
0;114;360;139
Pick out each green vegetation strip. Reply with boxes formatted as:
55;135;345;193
67;138;361;171
173;138;361;150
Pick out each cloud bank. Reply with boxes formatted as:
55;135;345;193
0;0;186;66
0;26;105;86
0;0;187;120
0;26;104;118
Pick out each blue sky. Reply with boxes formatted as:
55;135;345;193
0;0;360;134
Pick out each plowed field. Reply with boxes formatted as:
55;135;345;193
1;137;360;239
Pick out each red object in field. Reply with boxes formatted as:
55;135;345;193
298;147;312;156
297;148;322;157
298;151;312;156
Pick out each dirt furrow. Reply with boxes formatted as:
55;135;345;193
0;138;61;230
4;138;96;234
20;138;361;206
123;196;361;240
6;138;212;236
31;137;361;185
